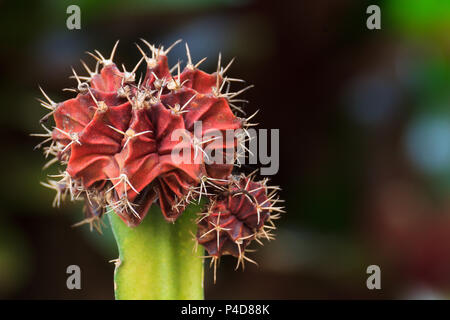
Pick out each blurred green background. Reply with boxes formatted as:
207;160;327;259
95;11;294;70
1;0;450;299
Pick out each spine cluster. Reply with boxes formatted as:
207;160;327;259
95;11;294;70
34;39;284;276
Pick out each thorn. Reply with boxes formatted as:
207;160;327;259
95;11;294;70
164;39;182;55
87;88;108;112
194;57;207;69
215;52;222;90
140;39;158;58
229;103;245;115
36;88;58;122
70;67;89;92
72;216;103;234
107;173;140;196
62;88;77;93
226;77;245;83
169;60;182;74
167;63;188;90
107;124;152;148
109;258;121;268
53;127;82;152
41;179;64;207
131;56;144;74
80;59;97;77
109;40;120;62
121;57;143;84
211;256;218;284
106;124;126;136
30;123;53;149
225;84;254;99
235;242;244;270
86;51;102;63
247;168;259;180
185;42;193;69
221;57;235;75
179;92;198;113
243;253;258;267
88;40;119;66
94;49;106;62
242;109;259;127
216;52;222;75
42;157;58;169
38;86;56;106
135;43;149;61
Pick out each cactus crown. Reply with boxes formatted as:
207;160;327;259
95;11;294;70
34;39;284;279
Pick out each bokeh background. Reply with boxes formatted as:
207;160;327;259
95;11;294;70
1;0;449;299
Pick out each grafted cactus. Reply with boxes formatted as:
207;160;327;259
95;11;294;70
34;39;284;298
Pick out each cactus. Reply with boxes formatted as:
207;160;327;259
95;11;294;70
34;39;284;299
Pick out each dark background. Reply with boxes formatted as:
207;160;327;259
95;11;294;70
1;0;450;299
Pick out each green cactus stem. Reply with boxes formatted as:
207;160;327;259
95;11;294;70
109;205;204;300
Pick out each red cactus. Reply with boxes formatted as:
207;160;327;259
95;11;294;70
34;39;284;271
196;174;282;278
